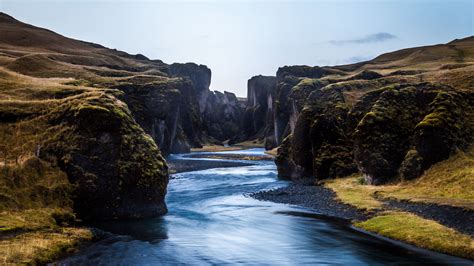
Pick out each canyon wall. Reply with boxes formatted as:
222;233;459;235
267;38;474;184
0;13;243;220
241;75;277;148
168;63;244;144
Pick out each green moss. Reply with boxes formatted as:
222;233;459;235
415;91;461;130
356;212;474;259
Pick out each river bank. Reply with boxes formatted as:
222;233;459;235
252;175;474;259
175;146;474;260
168;148;473;260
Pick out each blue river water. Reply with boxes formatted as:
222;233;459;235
58;148;471;265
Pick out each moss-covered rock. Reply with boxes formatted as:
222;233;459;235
275;135;304;180
354;83;474;184
113;76;203;155
273;74;474;185
273;73;329;146
40;92;169;220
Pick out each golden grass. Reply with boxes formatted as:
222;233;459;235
380;147;474;209
0;156;72;212
191;140;266;152
0;227;93;265
324;174;383;211
192;154;272;161
356;211;474;259
326;150;474;258
326;147;474;210
0;209;58;233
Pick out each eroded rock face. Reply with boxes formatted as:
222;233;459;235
275;80;357;180
0;13;250;223
169;63;212;113
275;78;474;184
41;92;169;220
273;66;333;146
168;63;244;144
354;84;474;184
202;91;244;142
241;75;277;146
113;76;202;155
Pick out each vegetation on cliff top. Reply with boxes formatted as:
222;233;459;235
0;12;172;264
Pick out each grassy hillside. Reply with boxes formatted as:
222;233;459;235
0;12;173;264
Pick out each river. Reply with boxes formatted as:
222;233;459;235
58;148;470;265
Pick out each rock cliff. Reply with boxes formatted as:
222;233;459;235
272;37;474;184
168;63;244;143
241;75;277;148
40;92;169;220
0;12;244;220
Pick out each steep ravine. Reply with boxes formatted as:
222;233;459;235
1;12;473;264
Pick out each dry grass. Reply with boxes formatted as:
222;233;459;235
379;147;474;209
190;140;266;152
324;174;383;211
326;149;474;258
0;209;58;233
326;147;474;210
356;211;474;259
191;154;272;161
0;227;93;265
0;166;71;211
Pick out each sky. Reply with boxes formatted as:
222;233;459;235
1;0;472;96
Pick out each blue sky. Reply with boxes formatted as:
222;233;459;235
1;0;472;96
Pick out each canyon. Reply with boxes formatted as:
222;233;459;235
1;12;473;219
0;12;473;264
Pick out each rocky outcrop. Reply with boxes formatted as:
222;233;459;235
168;62;245;143
37;92;169;220
274;77;474;183
272;37;474;184
273;66;331;146
202;90;244;142
241;75;277;148
354;84;474;184
169;63;212;113
113;76;203;155
0;13;247;223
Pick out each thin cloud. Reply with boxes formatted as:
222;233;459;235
329;32;397;45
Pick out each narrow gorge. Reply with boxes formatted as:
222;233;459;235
0;11;473;264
